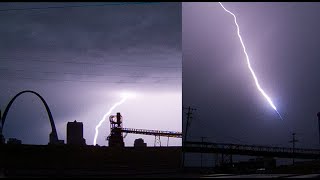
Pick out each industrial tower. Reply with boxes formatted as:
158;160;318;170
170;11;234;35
107;112;125;147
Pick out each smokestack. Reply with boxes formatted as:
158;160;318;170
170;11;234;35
317;112;320;144
117;112;121;126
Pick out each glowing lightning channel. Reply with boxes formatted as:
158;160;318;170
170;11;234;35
218;2;283;120
93;96;128;145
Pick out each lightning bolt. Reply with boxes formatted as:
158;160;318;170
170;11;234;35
93;96;128;145
218;2;283;120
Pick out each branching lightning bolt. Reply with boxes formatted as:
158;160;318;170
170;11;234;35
218;2;283;120
93;96;128;145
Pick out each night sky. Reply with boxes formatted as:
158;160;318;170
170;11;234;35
183;2;320;149
0;2;181;146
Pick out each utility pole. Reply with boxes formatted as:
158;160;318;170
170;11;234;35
317;112;320;145
182;106;196;168
200;136;206;169
289;133;298;166
184;106;196;143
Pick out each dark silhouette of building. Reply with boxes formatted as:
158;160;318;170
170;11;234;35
7;138;21;145
106;112;182;147
67;120;86;145
0;135;4;144
107;113;124;147
134;138;147;147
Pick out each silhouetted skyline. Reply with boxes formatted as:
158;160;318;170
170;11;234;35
0;2;182;146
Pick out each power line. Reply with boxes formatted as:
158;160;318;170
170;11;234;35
183;106;197;142
0;2;162;12
200;136;207;168
289;132;299;166
0;68;182;79
0;59;182;69
182;106;196;168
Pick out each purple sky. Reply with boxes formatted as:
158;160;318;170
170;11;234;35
0;2;181;146
183;2;320;149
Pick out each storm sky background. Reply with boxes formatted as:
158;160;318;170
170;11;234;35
0;2;182;146
183;2;320;152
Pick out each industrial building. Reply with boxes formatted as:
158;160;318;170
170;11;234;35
107;113;125;147
134;138;147;147
106;112;182;147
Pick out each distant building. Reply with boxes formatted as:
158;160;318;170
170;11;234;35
49;132;64;145
67;120;86;145
134;138;147;147
0;134;5;144
7;138;21;145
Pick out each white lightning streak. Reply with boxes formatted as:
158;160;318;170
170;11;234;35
93;96;128;145
219;2;283;120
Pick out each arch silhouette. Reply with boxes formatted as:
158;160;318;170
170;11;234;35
0;90;59;143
